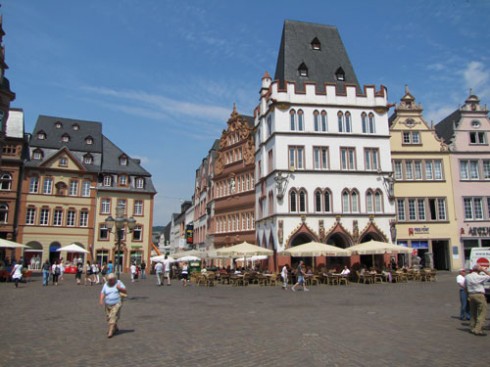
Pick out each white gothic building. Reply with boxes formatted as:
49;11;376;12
254;20;396;269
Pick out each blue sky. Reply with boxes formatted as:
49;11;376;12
3;0;490;225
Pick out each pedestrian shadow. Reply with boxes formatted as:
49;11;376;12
116;329;135;335
128;296;149;301
456;327;472;334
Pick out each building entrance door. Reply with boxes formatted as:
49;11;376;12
432;240;450;270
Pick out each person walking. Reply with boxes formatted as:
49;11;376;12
42;260;50;286
140;261;147;280
51;261;61;286
281;264;289;290
465;264;490;336
59;258;65;281
75;262;83;285
456;269;470;320
155;261;164;286
181;262;189;287
130;262;137;283
85;261;93;286
107;260;114;275
101;262;108;283
163;254;172;286
10;261;23;288
291;260;309;292
99;273;127;338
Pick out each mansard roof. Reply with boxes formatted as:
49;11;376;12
101;135;150;176
274;20;360;93
30;115;103;153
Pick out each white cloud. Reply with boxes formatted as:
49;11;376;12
463;61;490;98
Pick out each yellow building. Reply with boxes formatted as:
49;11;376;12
17;116;156;271
389;88;461;270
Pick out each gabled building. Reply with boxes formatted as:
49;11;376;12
255;20;395;270
390;88;459;270
17;115;156;270
211;106;255;249
435;93;490;266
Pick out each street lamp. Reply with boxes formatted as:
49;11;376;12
105;203;136;280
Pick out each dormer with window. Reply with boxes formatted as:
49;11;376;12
55;121;63;129
85;136;94;145
311;37;321;50
61;134;70;143
135;177;145;189
32;149;44;160
37;131;46;140
103;175;112;187
119;155;128;166
118;175;128;186
72;123;80;131
335;67;345;81
83;153;93;165
298;63;308;77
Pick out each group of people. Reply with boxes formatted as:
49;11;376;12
457;264;490;336
154;255;173;286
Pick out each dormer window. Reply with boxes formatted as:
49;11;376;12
119;155;128;166
55;121;63;129
61;134;70;143
37;131;46;140
119;175;128;186
83;154;93;165
335;67;345;81
72;123;80;131
298;63;308;77
33;149;43;160
103;175;112;187
85;136;94;145
311;37;321;50
135;177;144;189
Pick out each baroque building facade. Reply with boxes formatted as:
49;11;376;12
389;88;460;270
435;93;490;267
254;21;395;269
211;106;255;248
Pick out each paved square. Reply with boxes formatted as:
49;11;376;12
0;272;486;366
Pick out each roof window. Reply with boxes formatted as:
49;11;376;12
335;67;345;81
298;63;308;77
311;37;321;50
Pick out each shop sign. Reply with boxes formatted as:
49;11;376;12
468;227;490;237
408;227;430;236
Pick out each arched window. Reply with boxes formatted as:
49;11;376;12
315;190;322;212
368;113;376;134
55;121;63;129
374;190;383;213
324;190;332;213
37;131;46;140
342;190;350;212
85;136;94;145
0;173;12;191
297;110;304;131
351;190;359;212
313;110;319;131
321;111;328;132
366;190;374;213
337;111;343;132
0;203;8;223
83;154;93;165
299;189;307;212
61;133;70;143
290;110;296;131
290;190;297;212
345;112;352;133
361;112;368;133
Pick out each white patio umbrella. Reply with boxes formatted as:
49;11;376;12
172;250;204;259
282;241;350;257
0;238;31;249
347;240;413;255
56;244;89;253
216;241;273;258
177;255;201;262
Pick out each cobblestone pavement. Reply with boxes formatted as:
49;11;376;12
0;271;486;367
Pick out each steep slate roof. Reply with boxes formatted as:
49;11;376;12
101;135;150;176
434;109;461;145
274;20;360;93
30;115;103;153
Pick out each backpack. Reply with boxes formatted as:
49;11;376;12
54;266;60;275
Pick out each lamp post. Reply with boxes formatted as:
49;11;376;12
105;203;136;280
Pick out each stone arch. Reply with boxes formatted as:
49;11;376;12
49;241;61;263
285;222;319;249
325;221;353;248
359;220;388;243
24;241;43;269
